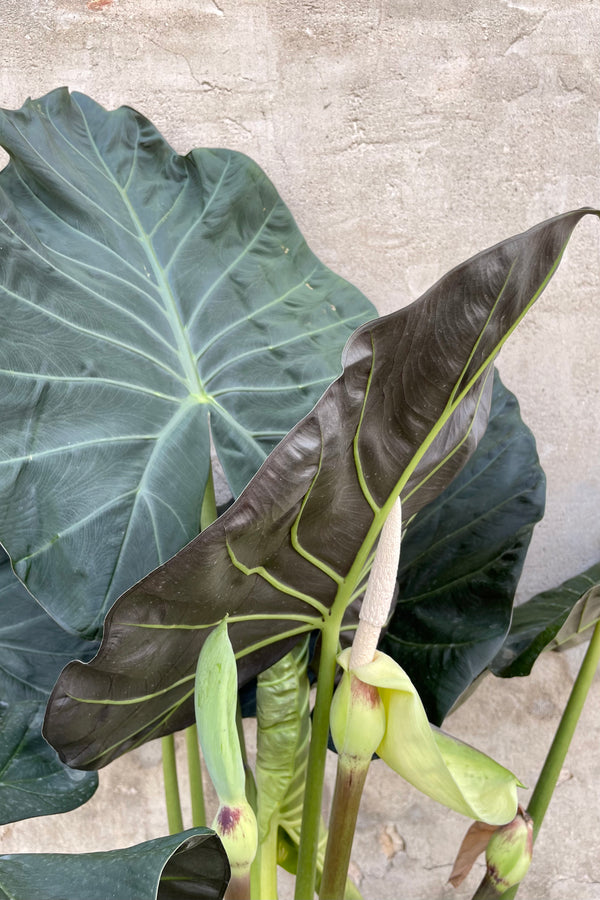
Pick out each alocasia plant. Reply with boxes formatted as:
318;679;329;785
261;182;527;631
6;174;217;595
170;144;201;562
43;206;593;770
0;88;598;899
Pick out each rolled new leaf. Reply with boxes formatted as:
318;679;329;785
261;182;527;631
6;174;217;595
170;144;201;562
195;620;257;881
337;649;520;824
255;637;312;844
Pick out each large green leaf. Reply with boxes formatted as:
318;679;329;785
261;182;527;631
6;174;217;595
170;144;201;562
0;828;229;900
44;208;596;770
0;88;375;639
380;371;545;724
0;550;97;701
0;700;96;825
0;549;97;823
490;562;600;677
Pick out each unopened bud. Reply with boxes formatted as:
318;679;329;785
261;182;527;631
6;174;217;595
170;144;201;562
330;654;386;764
213;798;258;876
485;809;533;894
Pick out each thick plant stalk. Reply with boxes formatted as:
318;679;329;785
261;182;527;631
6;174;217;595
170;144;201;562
162;733;184;834
320;500;402;899
319;759;370;900
251;823;279;900
294;617;343;900
485;620;600;900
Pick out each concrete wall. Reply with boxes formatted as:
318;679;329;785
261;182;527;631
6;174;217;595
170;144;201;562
1;2;599;898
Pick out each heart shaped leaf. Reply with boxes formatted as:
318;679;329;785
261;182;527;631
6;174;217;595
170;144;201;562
44;208;597;770
0;828;229;900
490;562;600;677
380;371;546;724
0;88;375;639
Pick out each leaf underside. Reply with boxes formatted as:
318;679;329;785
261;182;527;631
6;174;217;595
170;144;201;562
44;206;597;770
0;88;375;640
381;371;546;724
490;562;600;677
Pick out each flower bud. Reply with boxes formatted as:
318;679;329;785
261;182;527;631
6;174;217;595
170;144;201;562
484;809;533;893
195;619;246;804
330;654;386;763
213;798;258;876
195;618;258;880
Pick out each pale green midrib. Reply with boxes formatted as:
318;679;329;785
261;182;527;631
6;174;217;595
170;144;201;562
330;230;577;628
70;104;205;399
115;188;205;398
97;396;204;630
2;280;184;385
353;335;380;514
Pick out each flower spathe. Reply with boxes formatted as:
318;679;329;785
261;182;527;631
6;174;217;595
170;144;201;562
336;648;521;825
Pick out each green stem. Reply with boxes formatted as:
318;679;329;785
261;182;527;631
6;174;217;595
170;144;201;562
495;621;600;900
319;758;369;899
185;724;206;827
251;822;279;900
162;733;184;834
294;618;342;900
528;621;600;837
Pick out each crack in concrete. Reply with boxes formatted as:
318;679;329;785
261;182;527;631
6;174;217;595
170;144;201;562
143;34;231;93
223;116;252;136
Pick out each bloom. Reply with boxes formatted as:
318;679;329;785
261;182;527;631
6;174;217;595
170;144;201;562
335;648;521;825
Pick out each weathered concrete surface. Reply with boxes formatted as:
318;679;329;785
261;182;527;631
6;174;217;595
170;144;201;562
0;1;599;898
